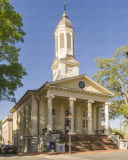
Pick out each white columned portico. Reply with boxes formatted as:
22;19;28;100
87;100;94;135
105;102;110;134
46;94;55;132
69;97;76;134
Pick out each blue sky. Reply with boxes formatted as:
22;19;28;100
0;0;128;129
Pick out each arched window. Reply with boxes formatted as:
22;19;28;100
67;33;71;49
60;33;64;48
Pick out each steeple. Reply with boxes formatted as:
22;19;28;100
55;4;75;59
64;2;66;12
51;3;80;81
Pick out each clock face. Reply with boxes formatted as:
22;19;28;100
78;81;85;89
66;66;73;74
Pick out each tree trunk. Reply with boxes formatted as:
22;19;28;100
124;118;128;141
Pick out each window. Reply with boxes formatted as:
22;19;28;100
65;110;69;116
60;33;64;48
52;109;55;115
86;120;88;128
83;111;88;129
86;111;88;118
83;111;85;117
52;109;55;128
52;117;55;128
83;120;85;128
67;33;71;49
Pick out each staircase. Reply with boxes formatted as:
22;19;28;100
60;134;119;152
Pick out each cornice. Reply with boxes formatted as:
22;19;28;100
47;85;113;98
51;57;80;69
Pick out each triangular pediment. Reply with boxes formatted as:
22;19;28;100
47;74;114;96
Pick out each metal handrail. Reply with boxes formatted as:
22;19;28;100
82;128;87;135
104;129;120;147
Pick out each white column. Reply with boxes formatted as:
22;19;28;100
87;100;94;135
69;97;76;134
60;103;65;133
92;105;97;133
40;99;45;133
47;94;55;132
22;110;23;135
31;95;38;135
105;102;110;134
64;33;67;55
17;112;19;136
77;104;81;134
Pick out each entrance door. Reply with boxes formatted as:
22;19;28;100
65;118;69;134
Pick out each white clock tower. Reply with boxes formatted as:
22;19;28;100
51;3;81;81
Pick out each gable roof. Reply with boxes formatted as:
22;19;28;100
46;74;115;96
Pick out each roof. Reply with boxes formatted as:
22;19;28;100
10;74;115;113
2;115;13;125
56;11;74;29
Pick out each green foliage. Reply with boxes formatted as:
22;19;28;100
0;0;27;102
0;120;2;124
94;45;128;120
112;127;126;139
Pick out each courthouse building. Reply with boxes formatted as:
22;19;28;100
10;7;114;152
2;115;13;145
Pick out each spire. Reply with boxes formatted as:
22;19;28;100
64;3;66;12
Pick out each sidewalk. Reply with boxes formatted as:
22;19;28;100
18;149;128;156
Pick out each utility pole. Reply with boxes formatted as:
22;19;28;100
120;121;122;133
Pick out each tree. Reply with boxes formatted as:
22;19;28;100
93;45;128;141
0;120;2;124
0;0;27;102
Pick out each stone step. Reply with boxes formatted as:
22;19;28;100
59;135;119;152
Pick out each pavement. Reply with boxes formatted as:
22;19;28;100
18;149;128;156
0;149;128;160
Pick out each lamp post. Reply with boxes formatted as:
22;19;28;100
126;45;128;58
126;52;128;58
68;112;73;154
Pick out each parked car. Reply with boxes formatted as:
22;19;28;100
0;145;4;153
1;145;17;154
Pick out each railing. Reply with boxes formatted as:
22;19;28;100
51;129;62;134
42;128;62;135
104;129;120;147
82;129;87;135
95;130;104;135
42;128;47;135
